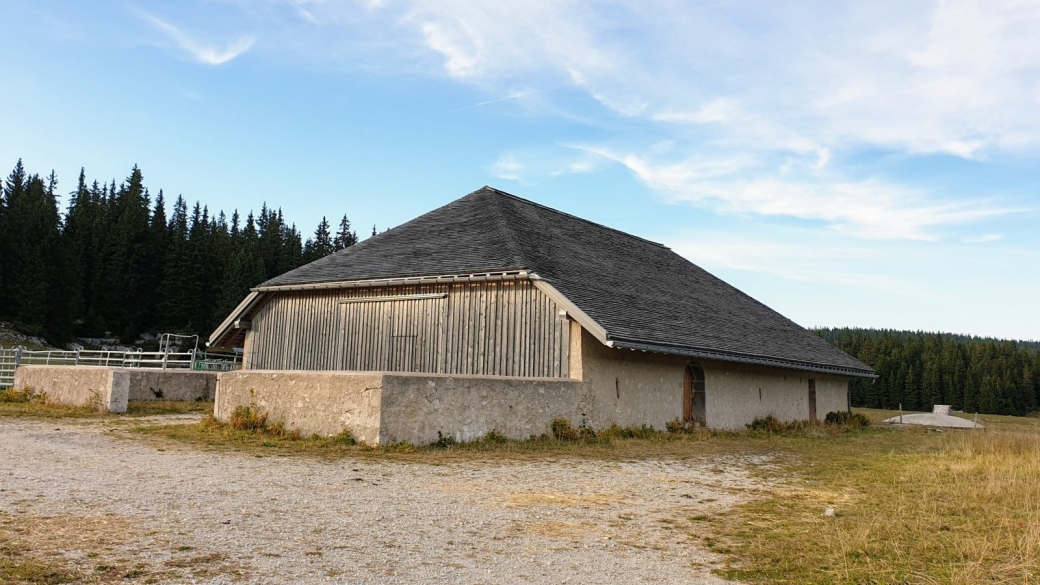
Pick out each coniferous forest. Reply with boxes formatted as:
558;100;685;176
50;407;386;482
817;328;1040;416
0;159;358;344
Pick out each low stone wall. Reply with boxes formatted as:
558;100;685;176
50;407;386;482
125;370;217;402
214;370;582;445
380;373;581;444
12;366;218;413
13;366;129;413
215;371;385;444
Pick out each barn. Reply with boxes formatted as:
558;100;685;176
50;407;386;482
209;187;874;444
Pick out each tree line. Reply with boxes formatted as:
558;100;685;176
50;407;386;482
817;328;1040;416
0;159;361;344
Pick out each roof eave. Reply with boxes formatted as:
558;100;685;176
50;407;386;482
607;337;877;378
256;269;531;293
208;291;264;348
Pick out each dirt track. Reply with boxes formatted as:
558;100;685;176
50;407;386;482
0;416;760;584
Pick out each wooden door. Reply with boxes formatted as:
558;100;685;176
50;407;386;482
808;379;817;421
683;367;693;422
684;364;707;426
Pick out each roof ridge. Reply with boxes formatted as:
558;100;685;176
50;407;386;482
480;187;529;268
477;185;670;249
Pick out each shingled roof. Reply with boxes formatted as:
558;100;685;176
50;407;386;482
217;187;874;377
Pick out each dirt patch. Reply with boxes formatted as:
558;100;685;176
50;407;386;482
1;416;765;584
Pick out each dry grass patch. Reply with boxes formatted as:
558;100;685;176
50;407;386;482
0;511;243;584
0;399;210;419
504;492;621;508
713;410;1040;584
130;416;760;463
0;512;146;584
513;520;599;539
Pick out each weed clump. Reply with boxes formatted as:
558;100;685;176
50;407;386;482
600;423;656;440
0;386;44;404
229;405;268;432
432;431;456;449
228;405;300;439
747;412;872;434
666;418;698;434
825;410;872;429
746;415;788;433
332;428;357;446
482;429;508;444
551;418;580;441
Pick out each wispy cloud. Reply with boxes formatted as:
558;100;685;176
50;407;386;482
491;147;603;184
172;1;1037;243
962;234;1003;244
144;14;254;65
582;145;1018;241
491;154;524;182
666;234;904;292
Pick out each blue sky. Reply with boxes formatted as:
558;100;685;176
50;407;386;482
2;0;1038;340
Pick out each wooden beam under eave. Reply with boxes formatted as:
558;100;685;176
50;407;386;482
529;276;609;345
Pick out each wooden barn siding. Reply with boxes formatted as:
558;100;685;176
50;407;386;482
248;281;571;377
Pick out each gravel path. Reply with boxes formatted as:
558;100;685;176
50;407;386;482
0;416;762;584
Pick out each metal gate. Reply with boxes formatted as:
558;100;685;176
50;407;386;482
0;346;241;389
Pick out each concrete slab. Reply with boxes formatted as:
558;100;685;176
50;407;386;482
881;412;984;428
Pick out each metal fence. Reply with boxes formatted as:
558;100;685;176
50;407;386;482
0;347;241;388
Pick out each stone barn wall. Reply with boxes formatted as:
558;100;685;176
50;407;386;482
574;326;850;431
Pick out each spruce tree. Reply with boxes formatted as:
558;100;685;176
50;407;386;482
334;214;358;250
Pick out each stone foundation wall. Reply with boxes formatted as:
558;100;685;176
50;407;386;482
213;370;581;445
379;373;581;444
214;371;385;444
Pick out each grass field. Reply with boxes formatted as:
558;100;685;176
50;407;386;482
712;409;1040;584
3;401;1038;583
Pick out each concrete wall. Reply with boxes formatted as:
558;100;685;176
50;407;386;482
214;370;581;445
215;371;385;444
211;322;853;445
12;366;218;413
575;326;687;429
575;328;850;430
379;373;581;444
125;370;217;401
13;366;129;413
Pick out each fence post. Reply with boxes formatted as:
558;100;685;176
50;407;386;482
162;350;168;371
14;346;22;370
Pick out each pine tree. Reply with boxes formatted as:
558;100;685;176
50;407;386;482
303;216;334;263
334;214;358;250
